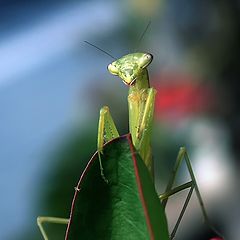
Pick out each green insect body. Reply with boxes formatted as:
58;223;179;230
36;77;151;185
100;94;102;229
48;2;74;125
99;52;156;175
37;51;218;240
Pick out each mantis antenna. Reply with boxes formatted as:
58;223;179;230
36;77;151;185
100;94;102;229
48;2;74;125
84;41;117;60
134;20;151;52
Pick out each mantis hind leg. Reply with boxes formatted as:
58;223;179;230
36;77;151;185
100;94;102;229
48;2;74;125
159;147;222;239
97;106;119;182
37;216;69;240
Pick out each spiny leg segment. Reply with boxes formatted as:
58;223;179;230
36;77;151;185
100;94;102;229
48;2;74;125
97;106;119;181
128;87;156;175
37;107;119;239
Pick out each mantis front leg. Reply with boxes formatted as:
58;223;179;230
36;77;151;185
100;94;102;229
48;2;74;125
97;106;120;181
37;106;119;239
128;87;156;175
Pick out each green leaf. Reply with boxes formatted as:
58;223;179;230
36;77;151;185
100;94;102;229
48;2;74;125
65;134;169;240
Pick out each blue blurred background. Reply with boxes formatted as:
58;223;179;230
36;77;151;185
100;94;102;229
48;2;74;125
0;0;239;239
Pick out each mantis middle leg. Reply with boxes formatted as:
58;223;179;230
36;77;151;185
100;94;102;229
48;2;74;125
159;147;222;239
37;216;69;240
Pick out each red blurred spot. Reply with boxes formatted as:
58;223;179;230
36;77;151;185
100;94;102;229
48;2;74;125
152;72;217;121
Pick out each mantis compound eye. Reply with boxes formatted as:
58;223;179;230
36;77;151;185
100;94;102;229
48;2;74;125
107;63;119;75
139;53;153;69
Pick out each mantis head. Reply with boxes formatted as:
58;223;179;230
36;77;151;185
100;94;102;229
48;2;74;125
108;53;153;86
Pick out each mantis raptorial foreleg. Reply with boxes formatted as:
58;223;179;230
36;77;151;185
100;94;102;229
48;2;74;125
97;106;120;182
37;216;69;240
97;106;120;154
37;107;120;239
137;88;156;141
159;147;212;239
128;87;156;175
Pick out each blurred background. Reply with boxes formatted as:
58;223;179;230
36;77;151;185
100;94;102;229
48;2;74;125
0;0;239;239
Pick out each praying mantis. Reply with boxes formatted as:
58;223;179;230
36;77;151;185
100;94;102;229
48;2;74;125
37;51;221;240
